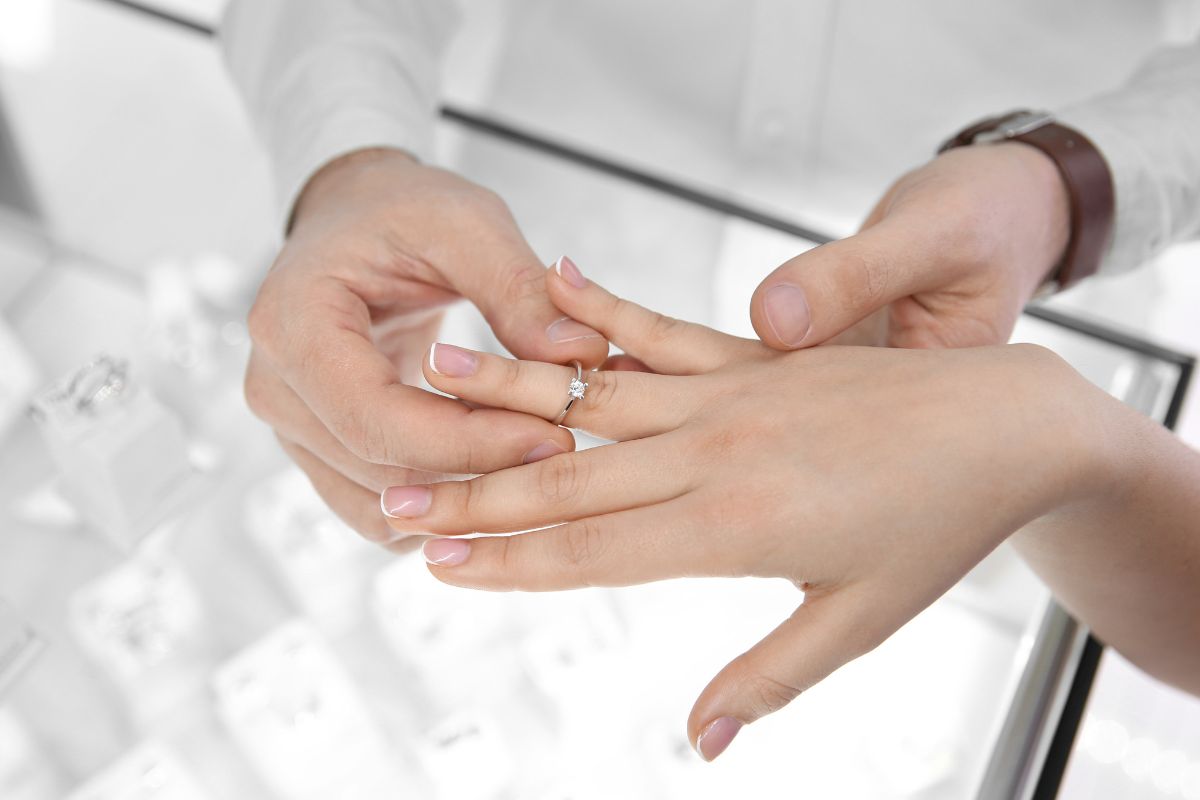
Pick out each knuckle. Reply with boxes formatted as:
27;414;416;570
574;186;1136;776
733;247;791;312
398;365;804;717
845;247;891;308
246;290;281;354
740;672;803;718
536;456;589;507
561;518;604;576
643;311;686;346
494;534;518;591
456;476;485;525
581;370;618;415
498;262;547;308
242;367;274;423
499;357;526;400
333;412;390;465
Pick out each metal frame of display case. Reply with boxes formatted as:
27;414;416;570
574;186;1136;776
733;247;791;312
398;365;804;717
73;3;1200;796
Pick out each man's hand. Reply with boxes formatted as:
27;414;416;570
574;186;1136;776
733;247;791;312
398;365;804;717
750;142;1071;349
244;148;608;543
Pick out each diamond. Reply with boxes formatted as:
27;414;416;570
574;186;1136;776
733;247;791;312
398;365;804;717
567;378;587;400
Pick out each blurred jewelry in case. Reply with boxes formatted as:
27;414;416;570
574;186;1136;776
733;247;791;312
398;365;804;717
30;355;195;550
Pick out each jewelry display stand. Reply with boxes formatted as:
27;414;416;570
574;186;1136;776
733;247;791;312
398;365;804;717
30;356;196;551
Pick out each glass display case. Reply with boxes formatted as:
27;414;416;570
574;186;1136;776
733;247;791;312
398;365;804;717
0;2;1194;799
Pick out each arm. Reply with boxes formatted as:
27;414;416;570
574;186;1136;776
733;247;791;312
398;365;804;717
1015;402;1200;694
375;264;1200;759
221;1;608;541
748;37;1200;349
1057;39;1200;275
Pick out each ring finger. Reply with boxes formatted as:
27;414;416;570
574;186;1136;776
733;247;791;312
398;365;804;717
422;343;700;440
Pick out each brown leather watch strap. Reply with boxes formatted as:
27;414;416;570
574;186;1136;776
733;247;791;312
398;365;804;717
939;111;1115;290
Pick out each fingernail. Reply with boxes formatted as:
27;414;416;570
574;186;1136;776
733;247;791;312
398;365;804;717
546;316;602;344
423;537;471;566
429;343;479;377
380;485;432;518
694;717;742;762
522;439;565;464
555;255;587;289
763;283;812;347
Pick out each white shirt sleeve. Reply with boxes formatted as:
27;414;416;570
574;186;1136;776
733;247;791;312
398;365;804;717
1056;39;1200;276
219;0;460;230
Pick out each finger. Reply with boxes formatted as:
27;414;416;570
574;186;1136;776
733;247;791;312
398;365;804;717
748;218;941;350
249;279;575;473
602;353;652;373
687;588;883;761
421;343;696;440
546;256;761;374
278;436;423;554
380;436;693;537
416;495;770;590
246;351;446;492
445;223;610;368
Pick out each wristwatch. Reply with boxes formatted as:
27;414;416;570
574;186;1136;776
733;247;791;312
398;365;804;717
938;110;1115;293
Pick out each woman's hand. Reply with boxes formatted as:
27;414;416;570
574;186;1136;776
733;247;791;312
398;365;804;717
380;258;1120;760
244;149;607;544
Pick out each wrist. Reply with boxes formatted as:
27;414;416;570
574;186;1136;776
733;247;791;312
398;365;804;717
1014;344;1127;513
289;147;419;234
986;142;1072;298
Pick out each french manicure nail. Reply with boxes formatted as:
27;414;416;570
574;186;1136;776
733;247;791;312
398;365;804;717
423;537;471;566
523;439;566;464
546;316;602;344
763;283;812;347
694;717;742;762
380;485;432;518
555;255;588;289
429;343;479;378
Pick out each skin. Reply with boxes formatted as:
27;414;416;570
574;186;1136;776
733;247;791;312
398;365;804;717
750;141;1071;349
243;148;608;545
246;139;1198;760
246;141;1065;545
379;266;1200;761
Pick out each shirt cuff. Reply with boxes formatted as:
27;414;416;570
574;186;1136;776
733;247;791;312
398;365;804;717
259;34;441;232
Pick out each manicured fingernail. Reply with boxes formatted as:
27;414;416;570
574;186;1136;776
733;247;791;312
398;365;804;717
694;717;742;762
554;255;588;289
522;439;565;464
763;283;812;347
546;316;602;344
380;485;432;518
429;343;479;377
423;537;471;566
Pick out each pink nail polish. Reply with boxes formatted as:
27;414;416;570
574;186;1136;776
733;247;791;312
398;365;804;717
380;485;432;518
523;439;566;464
546;316;602;344
555;255;588;289
695;717;742;762
429;343;479;377
763;283;812;347
423;537;471;566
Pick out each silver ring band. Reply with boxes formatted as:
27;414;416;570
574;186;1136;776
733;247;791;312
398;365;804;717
554;361;588;426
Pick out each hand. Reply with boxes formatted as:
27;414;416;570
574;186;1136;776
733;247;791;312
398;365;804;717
750;142;1071;349
244;148;608;544
378;257;1119;760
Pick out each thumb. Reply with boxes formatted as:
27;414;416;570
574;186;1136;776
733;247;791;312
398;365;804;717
749;220;933;350
459;240;610;369
687;590;881;762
